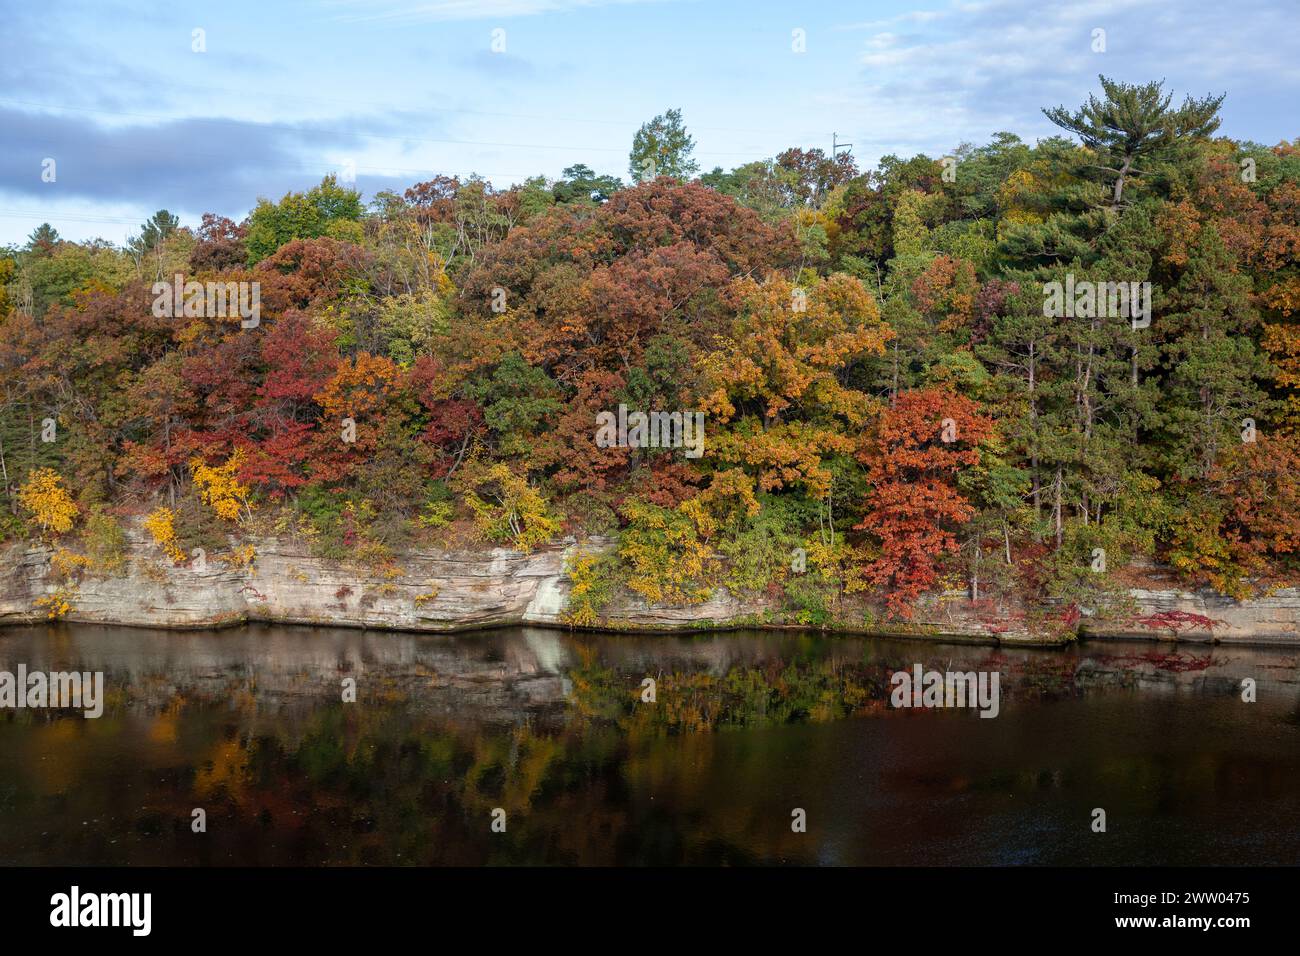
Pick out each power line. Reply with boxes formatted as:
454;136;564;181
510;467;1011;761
0;210;146;226
12;66;832;139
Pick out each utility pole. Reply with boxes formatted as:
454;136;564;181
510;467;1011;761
832;132;853;159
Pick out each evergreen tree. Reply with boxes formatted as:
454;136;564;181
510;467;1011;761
1044;75;1224;207
628;108;698;183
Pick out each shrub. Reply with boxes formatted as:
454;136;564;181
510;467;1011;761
18;468;79;536
190;450;253;522
143;507;185;563
457;462;560;553
563;549;620;626
617;499;714;605
83;509;127;573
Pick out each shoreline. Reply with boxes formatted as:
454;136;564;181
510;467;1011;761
5;530;1299;648
1;616;1292;650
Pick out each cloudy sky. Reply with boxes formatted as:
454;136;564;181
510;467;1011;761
1;0;1296;245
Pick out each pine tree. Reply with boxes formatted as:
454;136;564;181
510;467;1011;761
1044;76;1224;207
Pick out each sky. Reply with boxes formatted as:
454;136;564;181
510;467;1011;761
1;0;1297;246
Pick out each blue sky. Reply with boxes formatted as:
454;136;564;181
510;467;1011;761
2;0;1296;246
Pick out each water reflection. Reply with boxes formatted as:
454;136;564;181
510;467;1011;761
1;623;1297;865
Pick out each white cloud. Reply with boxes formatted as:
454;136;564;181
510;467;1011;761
831;0;1300;166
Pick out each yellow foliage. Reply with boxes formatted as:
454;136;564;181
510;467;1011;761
50;548;92;580
563;550;611;626
995;169;1046;229
190;449;253;521
143;507;186;563
219;543;257;569
34;588;75;620
699;273;889;497
1166;510;1252;600
707;420;856;499
618;499;715;605
1263;318;1300;433
17;468;79;536
459;462;561;553
695;468;761;532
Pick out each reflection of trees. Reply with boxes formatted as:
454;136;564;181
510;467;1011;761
4;629;1297;865
566;658;891;735
2;667;873;864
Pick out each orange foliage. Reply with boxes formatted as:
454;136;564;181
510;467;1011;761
854;388;993;617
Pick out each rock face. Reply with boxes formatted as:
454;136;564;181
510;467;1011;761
3;527;1300;646
0;530;583;632
1081;588;1300;645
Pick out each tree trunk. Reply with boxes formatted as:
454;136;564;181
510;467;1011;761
1053;469;1063;549
1028;342;1041;531
1113;155;1133;206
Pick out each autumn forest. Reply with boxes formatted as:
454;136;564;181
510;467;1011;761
3;77;1299;629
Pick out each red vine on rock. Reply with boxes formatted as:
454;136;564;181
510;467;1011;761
1125;609;1223;636
970;599;1024;635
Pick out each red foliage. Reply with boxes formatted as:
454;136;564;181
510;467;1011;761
1125;609;1223;635
255;238;372;317
403;175;461;225
189;213;247;273
856;387;994;617
545;369;632;491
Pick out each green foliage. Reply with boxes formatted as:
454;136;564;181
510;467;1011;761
1043;75;1224;205
553;164;622;204
562;549;620;626
629;108;699;182
470;352;563;457
83;509;127;574
458;462;560;552
715;494;804;594
294;485;352;559
245;175;365;263
783;574;834;627
617;499;714;605
12;240;129;317
416;482;456;530
566;656;878;732
127;210;179;257
0;73;1294;629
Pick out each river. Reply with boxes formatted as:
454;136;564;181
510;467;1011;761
1;623;1297;865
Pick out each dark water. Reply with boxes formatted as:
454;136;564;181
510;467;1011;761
1;623;1298;866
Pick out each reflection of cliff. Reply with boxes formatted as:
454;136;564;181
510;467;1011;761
0;623;577;724
5;530;1300;645
0;625;1295;725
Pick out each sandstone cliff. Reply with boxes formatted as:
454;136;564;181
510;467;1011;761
3;528;1298;646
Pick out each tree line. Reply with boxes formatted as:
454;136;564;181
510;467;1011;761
2;76;1297;625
